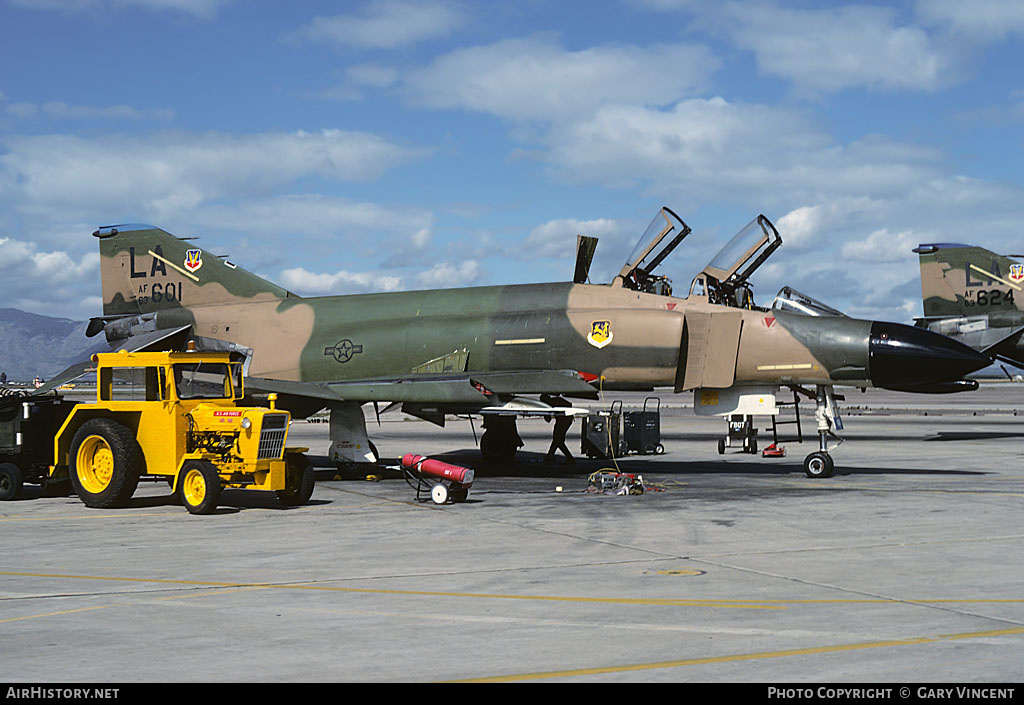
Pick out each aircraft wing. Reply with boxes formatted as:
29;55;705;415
247;369;600;406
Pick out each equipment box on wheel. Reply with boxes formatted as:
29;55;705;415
581;402;621;459
623;396;664;455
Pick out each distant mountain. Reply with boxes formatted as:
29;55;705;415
0;308;105;382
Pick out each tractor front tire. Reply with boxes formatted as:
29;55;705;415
179;460;222;515
278;454;315;507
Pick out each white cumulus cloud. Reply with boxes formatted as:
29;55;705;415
0;129;428;222
278;266;403;295
840;228;921;263
404;36;719;122
416;260;480;289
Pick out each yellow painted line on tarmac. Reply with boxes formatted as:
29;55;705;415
5;571;1024;614
0;604;115;624
151;587;264;602
0;512;181;522
456;626;1024;682
0;571;780;610
0;587;263;624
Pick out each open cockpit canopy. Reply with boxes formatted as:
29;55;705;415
698;215;781;303
615;207;692;296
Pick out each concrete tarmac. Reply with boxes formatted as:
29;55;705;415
2;384;1023;683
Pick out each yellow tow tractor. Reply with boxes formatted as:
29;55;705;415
49;349;314;514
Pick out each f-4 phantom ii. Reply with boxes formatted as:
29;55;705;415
80;207;989;478
914;242;1024;369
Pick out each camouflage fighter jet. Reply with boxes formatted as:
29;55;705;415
914;242;1024;369
85;208;989;478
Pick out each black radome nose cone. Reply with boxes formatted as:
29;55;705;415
869;321;991;389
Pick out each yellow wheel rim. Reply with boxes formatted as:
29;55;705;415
181;468;207;507
76;435;114;494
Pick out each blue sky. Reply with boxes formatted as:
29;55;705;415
2;0;1024;325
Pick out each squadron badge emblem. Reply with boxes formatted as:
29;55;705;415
587;320;613;349
184;249;203;273
1009;263;1024;284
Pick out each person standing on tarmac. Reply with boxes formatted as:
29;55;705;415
541;394;575;464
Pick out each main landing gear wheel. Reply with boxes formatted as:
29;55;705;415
803;451;834;479
480;430;518;461
179;460;222;515
333;441;380;474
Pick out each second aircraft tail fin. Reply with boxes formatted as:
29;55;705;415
914;243;1022;318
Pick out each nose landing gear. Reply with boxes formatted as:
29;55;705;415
803;385;842;478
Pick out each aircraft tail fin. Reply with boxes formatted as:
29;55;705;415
914;243;1022;318
95;224;298;317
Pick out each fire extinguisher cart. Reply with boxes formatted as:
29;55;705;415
400;453;475;504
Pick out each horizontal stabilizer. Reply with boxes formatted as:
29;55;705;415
112;325;192;353
30;326;187;396
982;325;1024;357
31;360;96;396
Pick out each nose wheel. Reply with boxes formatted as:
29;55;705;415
803;451;834;478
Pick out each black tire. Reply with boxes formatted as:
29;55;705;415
449;487;469;503
178;460;222;515
0;463;23;501
803;451;834;479
655;443;665;455
480;430;514;461
749;439;758;455
278;454;315;507
717;439;726;455
69;418;143;508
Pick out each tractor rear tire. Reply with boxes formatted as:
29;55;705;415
69;419;143;508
